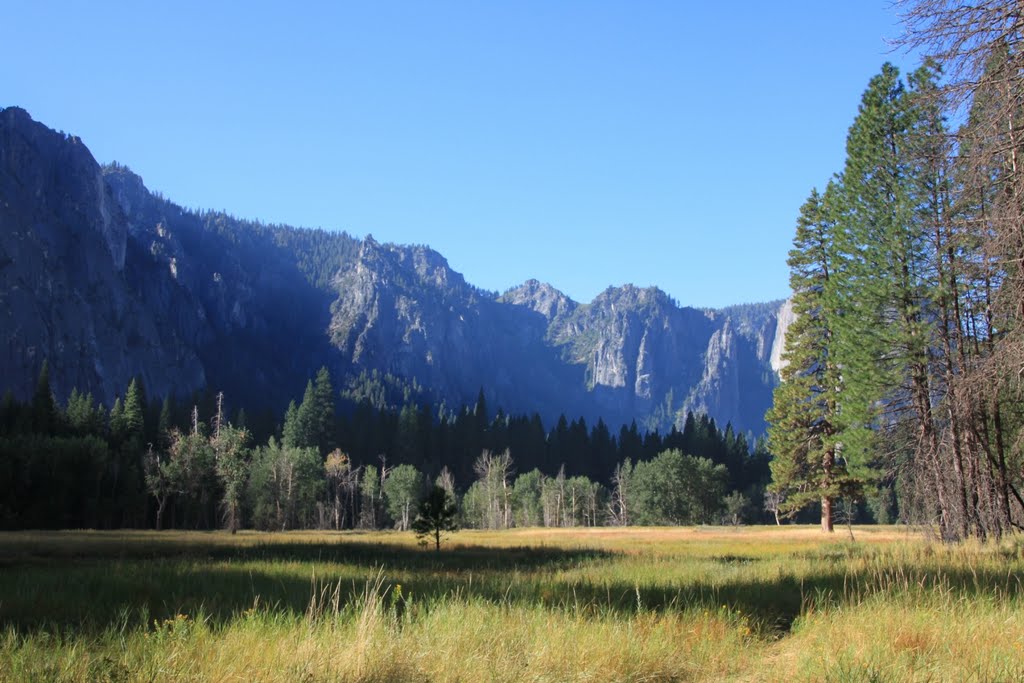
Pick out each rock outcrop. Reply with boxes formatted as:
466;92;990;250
0;107;205;402
1;106;786;434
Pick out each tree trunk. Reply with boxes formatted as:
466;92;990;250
156;496;167;531
821;445;835;533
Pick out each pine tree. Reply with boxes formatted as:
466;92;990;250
282;400;301;448
412;484;459;551
120;379;145;445
767;185;851;532
288;368;336;454
474;388;488;424
293;380;316;448
66;389;103;436
832;63;957;536
309;366;336;454
830;65;917;459
396;403;420;463
109;398;124;440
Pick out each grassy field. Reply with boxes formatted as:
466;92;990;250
1;526;1023;682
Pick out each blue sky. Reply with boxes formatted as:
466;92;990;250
2;2;917;308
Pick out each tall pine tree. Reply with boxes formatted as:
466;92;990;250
767;185;852;532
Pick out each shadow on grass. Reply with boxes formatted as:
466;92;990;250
0;532;608;569
2;536;1023;638
0;539;614;633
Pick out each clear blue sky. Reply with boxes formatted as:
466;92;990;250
2;2;917;308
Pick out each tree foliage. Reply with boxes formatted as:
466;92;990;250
412;484;459;550
767;186;851;531
0;362;773;531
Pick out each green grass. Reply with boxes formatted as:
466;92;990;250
1;526;1023;681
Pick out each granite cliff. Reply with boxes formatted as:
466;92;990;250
1;107;787;434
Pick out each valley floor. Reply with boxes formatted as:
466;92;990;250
1;526;1022;682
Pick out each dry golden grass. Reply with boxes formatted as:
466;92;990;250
1;526;1023;681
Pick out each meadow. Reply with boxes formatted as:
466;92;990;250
1;526;1023;682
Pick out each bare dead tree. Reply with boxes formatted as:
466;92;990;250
896;0;1024;538
608;460;632;526
763;489;784;526
473;450;514;529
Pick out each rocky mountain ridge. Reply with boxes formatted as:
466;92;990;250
0;107;787;435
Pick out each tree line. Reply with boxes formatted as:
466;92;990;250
0;362;780;531
768;1;1024;540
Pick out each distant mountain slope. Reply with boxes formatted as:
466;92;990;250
0;106;786;434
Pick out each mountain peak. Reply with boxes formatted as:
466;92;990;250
500;279;576;321
102;162;153;221
1;105;33;125
1;105;127;271
593;284;675;310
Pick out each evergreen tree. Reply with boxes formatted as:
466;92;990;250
286;368;337;454
120;379;145;445
396;403;420;463
831;63;953;535
412;484;459;551
618;420;643;462
282;400;301;448
109;398;124;440
474;388;488;424
65;389;104;437
157;397;174;446
293;380;317;449
830;64;915;458
767;185;851;532
308;366;336;454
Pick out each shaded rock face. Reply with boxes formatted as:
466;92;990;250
101;165;352;408
0;107;205;403
0;108;126;270
2;107;785;434
1;107;351;408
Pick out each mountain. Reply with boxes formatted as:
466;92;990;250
0;107;787;434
